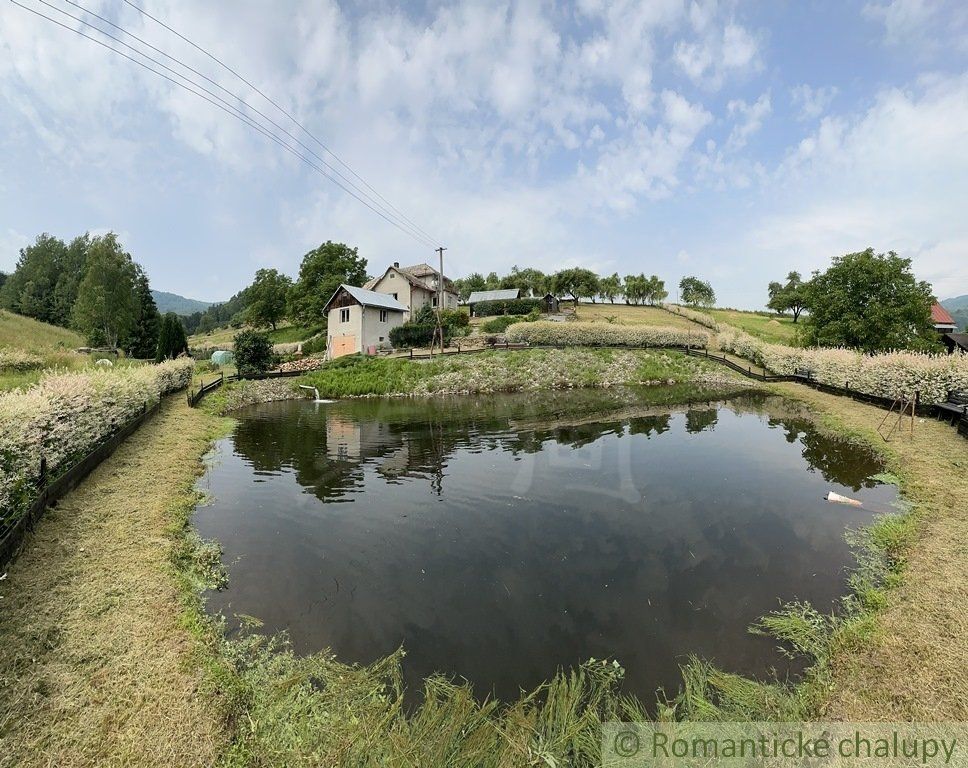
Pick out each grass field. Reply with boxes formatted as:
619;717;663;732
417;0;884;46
574;302;699;330
188;322;320;348
707;308;800;344
0;310;86;390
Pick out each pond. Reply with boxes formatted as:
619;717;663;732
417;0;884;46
194;388;896;704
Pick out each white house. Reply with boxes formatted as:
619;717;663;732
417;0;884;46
364;262;459;312
323;284;408;359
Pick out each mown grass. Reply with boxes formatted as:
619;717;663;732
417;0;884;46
0;310;87;390
575;302;699;330
188;322;320;348
706;308;800;345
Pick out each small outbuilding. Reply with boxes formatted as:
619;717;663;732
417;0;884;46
941;333;968;354
323;284;408;359
211;350;234;366
932;303;957;334
542;293;560;313
466;288;522;316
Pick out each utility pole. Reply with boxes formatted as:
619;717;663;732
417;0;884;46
433;246;447;356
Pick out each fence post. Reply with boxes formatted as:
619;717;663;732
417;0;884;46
38;456;47;490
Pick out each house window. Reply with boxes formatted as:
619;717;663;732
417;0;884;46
432;296;439;307
391;293;398;300
339;308;350;323
379;310;388;322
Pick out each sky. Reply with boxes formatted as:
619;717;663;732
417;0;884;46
1;0;966;308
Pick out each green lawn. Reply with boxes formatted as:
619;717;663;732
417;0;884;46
0;310;86;390
707;308;801;344
188;322;320;348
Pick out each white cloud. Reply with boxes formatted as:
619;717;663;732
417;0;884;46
726;91;771;150
790;84;838;121
673;14;762;90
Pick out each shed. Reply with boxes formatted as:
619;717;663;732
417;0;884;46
543;293;560;313
941;333;968;354
467;288;522;316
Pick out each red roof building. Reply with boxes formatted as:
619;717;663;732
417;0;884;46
931;303;957;332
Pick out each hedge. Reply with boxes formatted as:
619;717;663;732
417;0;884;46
389;323;452;348
472;298;545;316
505;321;711;348
719;328;968;405
0;358;194;538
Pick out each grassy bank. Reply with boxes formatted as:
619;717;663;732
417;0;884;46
706;308;799;344
0;310;85;390
297;348;738;398
0;397;231;766
1;362;964;764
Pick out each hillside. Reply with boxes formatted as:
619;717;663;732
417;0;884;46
151;290;214;316
941;294;968;312
0;309;83;352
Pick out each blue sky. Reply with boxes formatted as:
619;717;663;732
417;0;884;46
1;0;966;307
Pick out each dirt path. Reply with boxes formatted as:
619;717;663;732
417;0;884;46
0;397;227;768
774;383;968;719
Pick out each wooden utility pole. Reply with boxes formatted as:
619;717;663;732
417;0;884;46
432;246;447;356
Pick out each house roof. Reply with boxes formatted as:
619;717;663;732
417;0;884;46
932;303;956;325
364;263;457;294
943;333;968;351
467;289;521;303
323;284;408;314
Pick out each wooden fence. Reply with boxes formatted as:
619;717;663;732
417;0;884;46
0;399;162;568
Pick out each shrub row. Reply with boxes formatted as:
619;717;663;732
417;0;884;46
473;298;545;316
505;321;711;348
661;303;721;331
719;328;968;405
0;358;194;537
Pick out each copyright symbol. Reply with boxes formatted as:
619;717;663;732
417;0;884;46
614;729;640;757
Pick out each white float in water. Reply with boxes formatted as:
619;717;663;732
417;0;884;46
298;384;334;403
825;491;863;507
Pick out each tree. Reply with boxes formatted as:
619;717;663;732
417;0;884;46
484;271;502;290
287;241;367;325
155;312;189;361
624;274;645;304
454;272;486;301
234;329;275;374
802;248;937;352
599;273;622;303
0;232;91;327
679;276;715;307
124;267;161;358
767;271;808;322
246;268;292;330
644;275;668;305
501;266;547;296
551;268;600;304
72;233;139;348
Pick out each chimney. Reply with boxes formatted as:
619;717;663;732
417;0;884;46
393;261;399;268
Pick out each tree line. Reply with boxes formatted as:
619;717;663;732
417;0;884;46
0;232;187;360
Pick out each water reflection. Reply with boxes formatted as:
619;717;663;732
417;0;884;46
196;388;895;704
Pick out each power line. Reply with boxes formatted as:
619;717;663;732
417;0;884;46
46;0;439;248
10;0;441;248
119;0;442;247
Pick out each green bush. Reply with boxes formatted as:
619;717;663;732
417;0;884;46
389;323;452;348
301;334;328;356
234;330;276;374
473;298;544;316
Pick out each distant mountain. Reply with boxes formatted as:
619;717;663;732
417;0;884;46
941;294;968;312
151;290;214;316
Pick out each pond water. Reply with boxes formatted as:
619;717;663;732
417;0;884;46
194;388;896;704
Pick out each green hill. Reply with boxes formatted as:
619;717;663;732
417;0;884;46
941;294;968;312
151;290;214;316
0;309;83;352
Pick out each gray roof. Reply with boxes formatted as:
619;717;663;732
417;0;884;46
467;289;521;303
325;284;408;313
